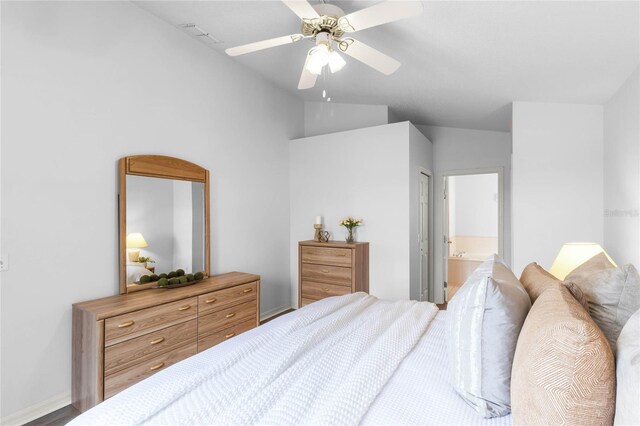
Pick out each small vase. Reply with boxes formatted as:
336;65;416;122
346;228;356;244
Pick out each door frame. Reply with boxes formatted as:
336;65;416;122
433;167;504;304
419;168;433;302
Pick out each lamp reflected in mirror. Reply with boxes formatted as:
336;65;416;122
126;232;148;262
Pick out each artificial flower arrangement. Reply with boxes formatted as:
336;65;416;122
340;217;363;243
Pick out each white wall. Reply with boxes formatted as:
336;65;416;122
417;125;511;303
290;122;422;303
604;67;640;267
408;125;434;300
304;101;388;137
450;174;499;237
172;180;194;274
1;1;303;420
512;102;604;275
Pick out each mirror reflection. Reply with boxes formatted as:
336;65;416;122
126;175;206;286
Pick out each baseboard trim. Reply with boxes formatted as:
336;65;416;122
260;304;292;322
2;391;71;426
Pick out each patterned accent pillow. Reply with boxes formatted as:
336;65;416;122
520;262;589;310
615;309;640;425
447;254;531;418
511;285;615;425
566;253;640;351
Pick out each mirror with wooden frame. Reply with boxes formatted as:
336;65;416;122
119;155;210;294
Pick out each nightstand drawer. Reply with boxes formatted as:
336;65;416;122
300;263;352;286
198;318;255;352
198;281;257;316
301;281;352;300
105;298;197;346
198;299;257;337
301;246;352;267
104;342;197;399
105;319;196;376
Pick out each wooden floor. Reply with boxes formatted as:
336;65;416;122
24;405;80;426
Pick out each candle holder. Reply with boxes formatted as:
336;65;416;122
314;224;330;243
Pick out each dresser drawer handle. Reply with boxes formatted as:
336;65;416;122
149;362;165;371
243;288;253;294
323;288;330;292
225;312;236;318
150;337;165;345
118;320;134;328
178;305;191;311
225;332;236;339
337;253;347;257
321;269;330;273
205;297;217;304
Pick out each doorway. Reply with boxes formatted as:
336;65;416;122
442;170;503;302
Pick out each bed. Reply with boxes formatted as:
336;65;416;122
70;293;511;425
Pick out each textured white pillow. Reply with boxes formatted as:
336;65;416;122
614;309;640;425
447;254;531;418
567;255;640;352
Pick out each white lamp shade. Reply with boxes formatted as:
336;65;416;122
328;50;346;73
306;44;330;75
126;232;148;248
549;242;616;280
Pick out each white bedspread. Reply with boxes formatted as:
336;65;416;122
72;293;439;426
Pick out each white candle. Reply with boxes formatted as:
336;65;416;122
315;215;323;225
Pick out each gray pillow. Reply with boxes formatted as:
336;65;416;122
447;254;531;418
566;254;640;351
614;308;640;425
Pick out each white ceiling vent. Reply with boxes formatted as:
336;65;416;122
178;23;223;47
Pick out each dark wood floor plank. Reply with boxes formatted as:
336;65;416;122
24;405;80;426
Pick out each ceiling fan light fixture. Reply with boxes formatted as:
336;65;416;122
328;50;346;73
306;44;330;75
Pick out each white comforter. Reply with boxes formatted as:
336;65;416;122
72;293;439;425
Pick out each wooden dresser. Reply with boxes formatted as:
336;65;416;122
72;272;260;412
298;240;369;307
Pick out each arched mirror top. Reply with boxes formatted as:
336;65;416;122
119;155;210;294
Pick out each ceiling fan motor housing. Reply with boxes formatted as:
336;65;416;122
301;3;346;39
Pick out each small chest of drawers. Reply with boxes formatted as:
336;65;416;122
72;272;260;412
298;240;369;307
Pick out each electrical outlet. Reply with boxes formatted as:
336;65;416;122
0;254;8;271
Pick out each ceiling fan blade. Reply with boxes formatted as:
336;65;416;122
225;34;303;57
339;39;400;75
281;0;320;20
298;54;317;90
338;0;423;33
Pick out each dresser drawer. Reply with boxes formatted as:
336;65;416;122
104;319;196;376
197;318;255;352
105;298;197;346
301;246;352;267
198;299;257;337
104;342;197;399
300;263;352;286
301;298;317;307
198;281;257;316
301;281;352;300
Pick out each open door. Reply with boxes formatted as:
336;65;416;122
419;172;430;301
443;176;450;301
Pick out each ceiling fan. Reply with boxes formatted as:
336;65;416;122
225;1;423;90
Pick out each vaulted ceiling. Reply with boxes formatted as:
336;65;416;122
135;1;639;132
